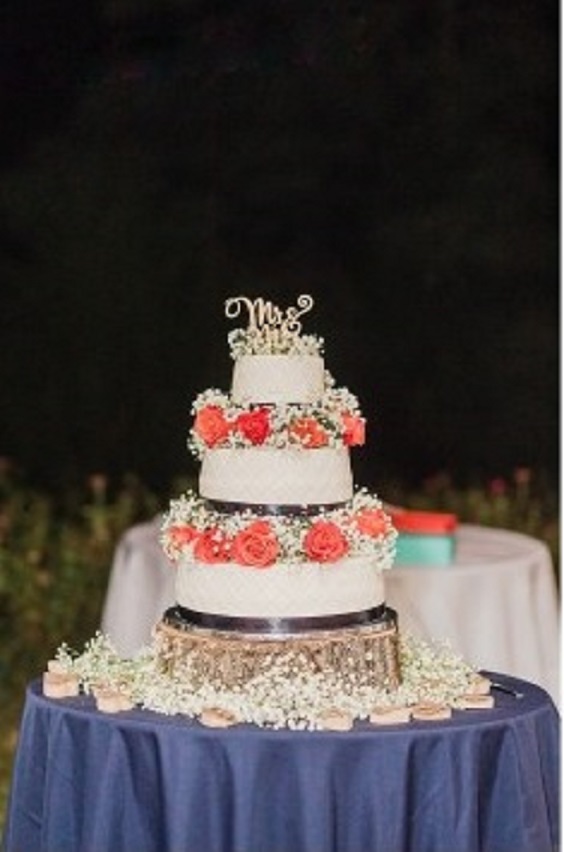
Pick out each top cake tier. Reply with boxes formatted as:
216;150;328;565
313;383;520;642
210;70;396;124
231;354;325;404
226;294;326;405
188;296;366;460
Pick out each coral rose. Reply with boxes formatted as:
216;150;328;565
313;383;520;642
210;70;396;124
235;407;272;445
289;417;329;448
355;509;388;537
194;405;231;447
193;527;231;563
231;520;279;567
304;520;348;562
168;524;199;548
342;414;365;446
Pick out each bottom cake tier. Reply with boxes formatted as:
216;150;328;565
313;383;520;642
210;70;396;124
153;605;401;692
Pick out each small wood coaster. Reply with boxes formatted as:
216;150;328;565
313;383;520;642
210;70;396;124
411;703;452;721
468;674;492;695
47;659;69;675
43;671;80;699
318;709;354;731
369;706;411;725
459;693;495;710
96;690;135;713
199;707;239;728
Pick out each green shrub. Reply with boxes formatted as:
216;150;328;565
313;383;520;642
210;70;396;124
0;464;163;695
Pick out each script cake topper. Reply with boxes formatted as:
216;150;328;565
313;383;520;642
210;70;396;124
225;295;314;345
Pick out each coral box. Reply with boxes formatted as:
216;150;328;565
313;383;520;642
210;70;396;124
392;510;458;566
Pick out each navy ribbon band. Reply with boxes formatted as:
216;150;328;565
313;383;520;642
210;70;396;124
203;498;348;517
164;604;392;635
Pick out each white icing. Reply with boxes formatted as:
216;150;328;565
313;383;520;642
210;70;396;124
175;556;385;618
170;331;390;627
231;354;325;403
199;447;353;505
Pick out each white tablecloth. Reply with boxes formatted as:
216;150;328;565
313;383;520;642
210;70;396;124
100;519;560;704
387;525;560;704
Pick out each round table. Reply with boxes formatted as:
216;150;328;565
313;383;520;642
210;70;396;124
100;519;560;703
386;524;560;702
2;676;559;852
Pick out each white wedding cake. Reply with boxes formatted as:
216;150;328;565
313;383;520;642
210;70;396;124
46;295;491;729
156;294;401;692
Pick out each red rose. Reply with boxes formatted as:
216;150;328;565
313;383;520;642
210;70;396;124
303;520;348;562
235;407;272;445
355;509;388;537
231;520;279;567
168;524;199;548
289;417;329;448
194;405;231;447
193;527;231;563
342;414;365;446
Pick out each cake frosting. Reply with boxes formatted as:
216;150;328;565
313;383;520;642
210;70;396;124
231;354;325;403
199;446;353;505
175;555;385;619
167;488;392;619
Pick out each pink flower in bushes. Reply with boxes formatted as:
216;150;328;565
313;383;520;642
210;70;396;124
489;477;507;497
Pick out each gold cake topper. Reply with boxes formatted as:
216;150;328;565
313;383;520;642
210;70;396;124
225;295;321;356
225;295;314;344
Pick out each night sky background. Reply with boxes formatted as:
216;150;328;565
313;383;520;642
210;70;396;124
0;1;558;495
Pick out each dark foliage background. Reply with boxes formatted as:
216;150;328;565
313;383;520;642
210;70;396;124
0;0;558;494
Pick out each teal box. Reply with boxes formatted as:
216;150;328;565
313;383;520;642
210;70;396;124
395;533;456;566
391;510;458;566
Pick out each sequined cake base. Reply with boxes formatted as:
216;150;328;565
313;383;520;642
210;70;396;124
153;606;401;691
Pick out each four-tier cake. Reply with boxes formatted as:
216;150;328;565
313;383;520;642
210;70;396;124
46;294;489;730
155;295;400;693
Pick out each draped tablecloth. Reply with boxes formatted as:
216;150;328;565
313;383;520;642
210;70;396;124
2;676;559;852
386;524;560;703
101;517;175;658
100;519;560;703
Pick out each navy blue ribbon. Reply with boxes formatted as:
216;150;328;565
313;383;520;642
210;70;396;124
163;604;393;635
203;498;348;517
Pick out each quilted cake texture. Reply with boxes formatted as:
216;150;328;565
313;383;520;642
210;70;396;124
175;555;385;618
160;294;396;682
199;447;353;505
231;354;325;404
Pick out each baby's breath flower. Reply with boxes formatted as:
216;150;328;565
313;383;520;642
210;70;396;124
187;381;365;459
228;327;324;358
160;489;397;567
52;629;479;729
56;630;477;728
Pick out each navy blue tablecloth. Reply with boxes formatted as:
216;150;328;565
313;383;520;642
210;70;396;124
2;674;559;852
